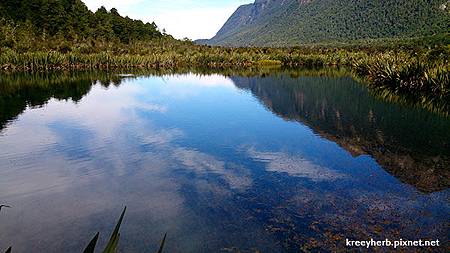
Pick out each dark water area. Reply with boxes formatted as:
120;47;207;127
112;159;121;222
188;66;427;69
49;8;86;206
0;70;448;252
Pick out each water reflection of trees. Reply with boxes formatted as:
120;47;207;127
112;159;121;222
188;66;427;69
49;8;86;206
2;70;449;193
0;68;346;131
231;75;450;193
1;72;104;131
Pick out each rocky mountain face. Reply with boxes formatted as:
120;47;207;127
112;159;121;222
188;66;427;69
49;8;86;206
203;0;449;47
213;0;291;40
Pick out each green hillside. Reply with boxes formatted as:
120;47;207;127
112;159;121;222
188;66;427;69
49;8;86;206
206;0;450;47
0;0;163;48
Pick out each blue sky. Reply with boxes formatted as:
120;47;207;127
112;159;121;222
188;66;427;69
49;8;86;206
81;0;252;40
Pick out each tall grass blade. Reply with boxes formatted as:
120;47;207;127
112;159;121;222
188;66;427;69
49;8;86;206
0;205;12;213
102;206;126;253
83;232;99;253
156;233;167;253
105;233;120;253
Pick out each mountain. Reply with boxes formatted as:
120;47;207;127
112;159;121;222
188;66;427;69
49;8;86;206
0;0;162;43
205;0;450;47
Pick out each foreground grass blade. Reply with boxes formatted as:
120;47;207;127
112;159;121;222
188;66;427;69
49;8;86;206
102;207;127;253
156;233;167;253
4;206;168;253
106;233;120;253
83;232;99;253
0;205;12;213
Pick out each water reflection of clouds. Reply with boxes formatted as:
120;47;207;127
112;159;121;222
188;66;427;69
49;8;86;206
144;74;236;100
0;77;341;202
166;74;236;88
0;74;448;252
0;76;252;209
45;84;168;136
247;148;345;181
173;147;252;190
0;78;238;251
139;127;184;146
0;82;169;194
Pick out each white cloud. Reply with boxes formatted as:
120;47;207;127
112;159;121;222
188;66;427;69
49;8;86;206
153;7;237;39
82;0;145;10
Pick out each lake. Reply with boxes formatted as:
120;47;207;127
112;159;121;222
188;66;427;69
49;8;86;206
0;70;448;252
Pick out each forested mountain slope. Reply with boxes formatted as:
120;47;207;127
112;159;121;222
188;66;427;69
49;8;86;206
0;0;162;45
206;0;450;47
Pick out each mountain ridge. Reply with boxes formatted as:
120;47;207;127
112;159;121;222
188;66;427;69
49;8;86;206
203;0;450;47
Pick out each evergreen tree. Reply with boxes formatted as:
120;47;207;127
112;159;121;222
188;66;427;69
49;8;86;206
0;0;163;46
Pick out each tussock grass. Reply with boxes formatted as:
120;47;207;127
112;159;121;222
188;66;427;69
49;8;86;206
0;39;448;114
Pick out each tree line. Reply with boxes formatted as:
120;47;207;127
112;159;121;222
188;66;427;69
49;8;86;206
0;0;163;50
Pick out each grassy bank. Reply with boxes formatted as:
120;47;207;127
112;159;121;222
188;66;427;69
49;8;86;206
0;36;449;114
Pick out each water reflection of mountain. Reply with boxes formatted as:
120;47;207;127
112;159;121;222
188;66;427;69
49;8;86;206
2;71;449;193
231;75;450;193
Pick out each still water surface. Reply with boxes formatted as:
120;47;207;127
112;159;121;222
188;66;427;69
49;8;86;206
0;71;448;252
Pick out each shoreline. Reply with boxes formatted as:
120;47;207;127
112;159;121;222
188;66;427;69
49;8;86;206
1;65;448;117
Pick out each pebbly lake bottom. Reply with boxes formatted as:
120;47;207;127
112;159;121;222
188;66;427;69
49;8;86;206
0;69;448;252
